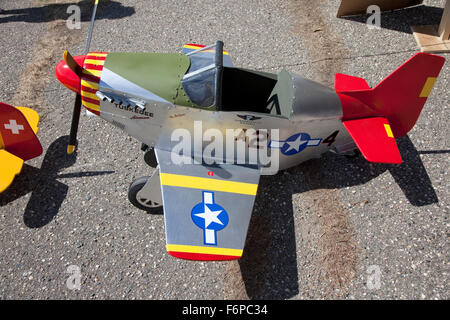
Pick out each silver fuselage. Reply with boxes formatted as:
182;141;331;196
97;71;355;174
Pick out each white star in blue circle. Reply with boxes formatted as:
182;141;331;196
191;191;229;245
269;133;322;156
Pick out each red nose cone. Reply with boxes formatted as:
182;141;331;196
55;55;87;94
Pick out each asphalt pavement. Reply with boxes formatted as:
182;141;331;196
0;0;448;299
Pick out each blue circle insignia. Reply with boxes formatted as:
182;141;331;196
191;202;229;231
280;133;312;156
191;191;229;246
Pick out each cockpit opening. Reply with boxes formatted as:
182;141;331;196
181;41;292;118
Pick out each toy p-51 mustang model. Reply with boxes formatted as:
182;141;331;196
55;1;445;261
0;102;43;192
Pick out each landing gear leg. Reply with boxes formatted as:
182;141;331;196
128;167;163;214
141;144;158;168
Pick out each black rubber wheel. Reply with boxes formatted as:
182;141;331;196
144;148;158;168
128;176;163;214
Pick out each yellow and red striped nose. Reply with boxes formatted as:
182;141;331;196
55;52;108;116
79;52;108;116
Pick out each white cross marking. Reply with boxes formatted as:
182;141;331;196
4;120;24;135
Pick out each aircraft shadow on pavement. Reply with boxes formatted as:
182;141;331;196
0;134;439;297
418;149;450;154
0;0;135;24
0;136;114;228
340;5;444;34
239;134;438;299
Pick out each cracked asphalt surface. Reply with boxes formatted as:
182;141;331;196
0;0;448;299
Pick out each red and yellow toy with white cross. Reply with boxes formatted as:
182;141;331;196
0;102;43;192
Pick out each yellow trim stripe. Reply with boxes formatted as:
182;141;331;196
83;69;102;77
84;59;106;65
384;124;394;138
88;52;108;58
81;80;99;89
167;244;243;257
184;44;229;55
160;173;258;195
81;90;100;100
419;77;437;98
82;101;100;111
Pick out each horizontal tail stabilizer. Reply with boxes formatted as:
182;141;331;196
335;73;371;92
343;117;402;164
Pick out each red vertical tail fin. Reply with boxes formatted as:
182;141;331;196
337;53;445;137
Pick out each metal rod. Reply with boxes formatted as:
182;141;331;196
84;0;99;55
215;40;224;111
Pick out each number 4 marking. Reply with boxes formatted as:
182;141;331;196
323;130;339;146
